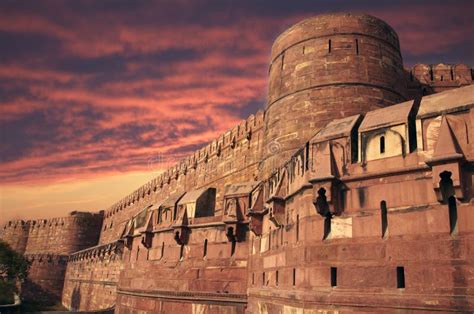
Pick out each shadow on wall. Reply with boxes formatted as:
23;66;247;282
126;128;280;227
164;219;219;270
22;280;60;306
71;286;81;311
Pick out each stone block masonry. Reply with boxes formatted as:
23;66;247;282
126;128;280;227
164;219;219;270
1;12;473;313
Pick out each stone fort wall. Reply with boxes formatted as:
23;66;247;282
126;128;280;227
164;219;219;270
62;242;123;311
1;12;473;313
99;110;265;244
0;211;103;305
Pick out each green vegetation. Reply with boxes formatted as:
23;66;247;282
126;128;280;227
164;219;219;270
0;240;30;305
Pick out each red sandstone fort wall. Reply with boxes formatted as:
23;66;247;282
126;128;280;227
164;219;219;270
262;13;408;176
0;212;103;305
0;220;30;253
62;242;123;311
115;219;248;313
23;254;68;305
99;111;265;244
24;211;103;255
406;63;473;99
1;12;473;314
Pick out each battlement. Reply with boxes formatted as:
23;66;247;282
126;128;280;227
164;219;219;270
25;253;69;265
69;241;123;262
103;110;264;219
405;63;473;99
0;211;103;256
1;13;473;313
408;63;472;83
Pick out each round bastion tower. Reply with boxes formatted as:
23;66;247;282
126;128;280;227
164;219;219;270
262;13;408;175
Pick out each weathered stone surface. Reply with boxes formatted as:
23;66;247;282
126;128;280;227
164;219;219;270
1;12;473;313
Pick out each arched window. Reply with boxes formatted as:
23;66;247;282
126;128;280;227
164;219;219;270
380;135;386;154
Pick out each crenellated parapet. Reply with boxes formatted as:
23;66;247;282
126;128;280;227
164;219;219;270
68;241;124;263
1;219;31;253
99;110;265;244
406;63;473;98
0;211;104;256
2;13;473;313
102;110;264;219
62;241;124;311
25;253;69;265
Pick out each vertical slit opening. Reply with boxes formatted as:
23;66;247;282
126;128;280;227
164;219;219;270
252;273;255;285
296;214;300;242
292;268;296;286
203;239;208;258
331;267;337;287
381;201;388;239
231;240;236;256
263;272;266;286
323;216;331;240
397;266;405;288
430;67;434;81
328;39;332;53
268;227;272;250
450;68;454;80
161;242;165;259
280;227;283;245
179;244;184;261
380;135;385;154
355;39;359;55
276;270;279;286
448;196;458;235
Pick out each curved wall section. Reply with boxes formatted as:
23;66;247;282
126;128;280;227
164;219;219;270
263;13;407;174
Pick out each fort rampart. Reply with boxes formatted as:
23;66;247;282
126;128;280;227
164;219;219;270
1;12;473;313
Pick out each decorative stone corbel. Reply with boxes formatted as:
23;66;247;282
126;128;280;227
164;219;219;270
310;176;343;217
267;196;285;228
172;204;189;245
425;115;466;202
223;198;241;242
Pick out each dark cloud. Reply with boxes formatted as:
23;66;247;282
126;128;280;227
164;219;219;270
0;0;472;184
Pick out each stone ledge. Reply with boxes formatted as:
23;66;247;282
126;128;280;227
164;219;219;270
117;288;247;304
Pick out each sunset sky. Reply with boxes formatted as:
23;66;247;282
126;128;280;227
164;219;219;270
0;0;473;224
